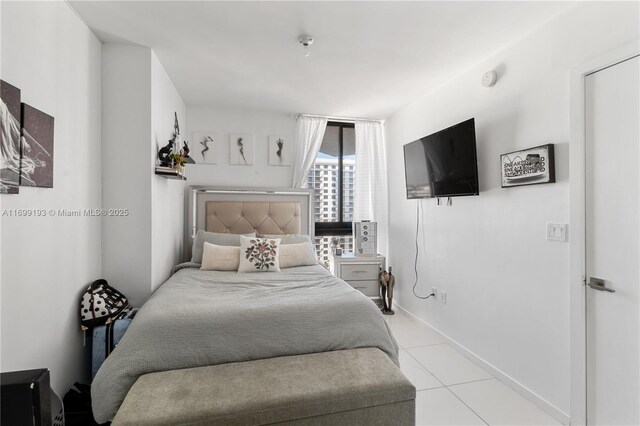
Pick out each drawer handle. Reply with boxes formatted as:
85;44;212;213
351;270;368;274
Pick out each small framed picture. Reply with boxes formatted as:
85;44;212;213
192;131;218;164
501;144;555;188
229;133;254;165
268;135;291;166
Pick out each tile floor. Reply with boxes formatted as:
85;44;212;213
385;310;562;426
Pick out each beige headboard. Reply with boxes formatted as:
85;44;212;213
185;187;314;261
205;201;301;234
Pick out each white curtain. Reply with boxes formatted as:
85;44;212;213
291;115;328;188
354;121;388;257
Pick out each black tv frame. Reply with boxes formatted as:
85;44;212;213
403;118;479;199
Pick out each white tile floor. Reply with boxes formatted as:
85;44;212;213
385;310;562;426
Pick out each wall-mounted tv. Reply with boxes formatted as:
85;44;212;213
403;118;479;199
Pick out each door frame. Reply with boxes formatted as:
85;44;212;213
569;40;639;426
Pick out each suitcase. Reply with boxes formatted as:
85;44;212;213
91;309;138;378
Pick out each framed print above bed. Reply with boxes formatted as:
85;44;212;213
230;133;254;165
192;131;218;164
268;135;291;166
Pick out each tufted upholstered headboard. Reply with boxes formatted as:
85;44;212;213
185;187;314;261
205;201;301;234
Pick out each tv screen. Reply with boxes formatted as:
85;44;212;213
403;118;479;199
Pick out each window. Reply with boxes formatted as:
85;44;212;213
306;122;356;264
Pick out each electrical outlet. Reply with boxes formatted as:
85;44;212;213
432;287;437;298
439;291;447;305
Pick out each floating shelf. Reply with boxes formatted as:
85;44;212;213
155;167;186;180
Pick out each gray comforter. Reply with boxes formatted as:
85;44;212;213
91;264;399;422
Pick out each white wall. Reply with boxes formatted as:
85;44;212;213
185;107;295;187
151;52;186;290
102;45;186;305
385;1;639;421
102;44;153;306
0;1;102;394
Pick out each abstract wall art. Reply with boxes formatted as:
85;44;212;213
229;133;253;165
192;131;218;164
1;80;22;194
268;135;291;166
20;103;54;188
1;79;55;192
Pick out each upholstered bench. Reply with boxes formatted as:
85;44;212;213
112;348;415;426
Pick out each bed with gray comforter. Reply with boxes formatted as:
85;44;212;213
91;263;399;423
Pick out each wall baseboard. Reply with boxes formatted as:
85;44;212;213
395;303;571;425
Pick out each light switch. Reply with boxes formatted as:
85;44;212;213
546;223;568;242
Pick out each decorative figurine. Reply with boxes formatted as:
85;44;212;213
157;139;174;167
379;267;396;315
157;112;185;167
181;141;195;164
172;111;180;136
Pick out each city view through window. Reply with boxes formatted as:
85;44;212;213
306;124;355;266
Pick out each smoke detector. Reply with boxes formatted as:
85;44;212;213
481;70;498;87
298;35;314;57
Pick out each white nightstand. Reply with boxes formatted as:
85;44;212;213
332;253;386;298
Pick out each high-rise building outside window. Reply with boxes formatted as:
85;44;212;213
306;122;355;265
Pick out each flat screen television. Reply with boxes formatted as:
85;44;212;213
403;118;479;199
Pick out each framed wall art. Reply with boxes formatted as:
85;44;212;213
229;133;253;165
268;135;291;166
192;131;218;164
501;144;555;188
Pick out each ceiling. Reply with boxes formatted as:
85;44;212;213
69;1;575;119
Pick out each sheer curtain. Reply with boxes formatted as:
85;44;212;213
354;121;388;257
291;115;328;188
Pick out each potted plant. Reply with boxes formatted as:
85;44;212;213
169;150;187;174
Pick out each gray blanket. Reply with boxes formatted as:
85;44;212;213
91;264;399;422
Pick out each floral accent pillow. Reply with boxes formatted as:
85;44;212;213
238;236;281;273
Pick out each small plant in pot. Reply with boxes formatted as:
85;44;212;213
169;150;187;174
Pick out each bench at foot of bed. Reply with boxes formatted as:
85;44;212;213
111;348;415;426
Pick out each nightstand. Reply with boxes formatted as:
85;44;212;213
333;253;385;298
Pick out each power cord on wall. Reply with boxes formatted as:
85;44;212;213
413;200;435;300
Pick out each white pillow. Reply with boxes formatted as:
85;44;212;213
238;236;281;273
279;242;318;269
200;242;240;271
191;231;256;264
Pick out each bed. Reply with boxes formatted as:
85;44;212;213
91;187;400;423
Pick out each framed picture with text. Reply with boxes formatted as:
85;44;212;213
501;144;555;188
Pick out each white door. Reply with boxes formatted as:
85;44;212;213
585;55;639;425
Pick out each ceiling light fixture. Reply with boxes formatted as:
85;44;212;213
298;35;314;58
